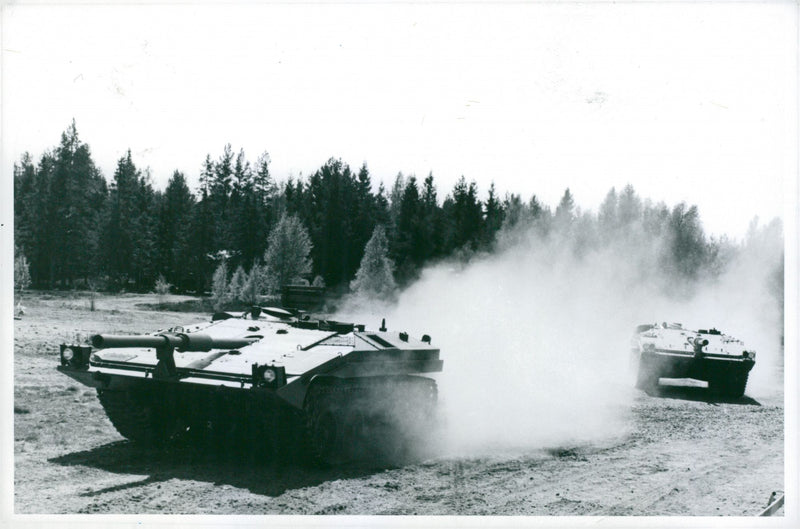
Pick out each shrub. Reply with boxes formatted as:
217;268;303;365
154;274;172;309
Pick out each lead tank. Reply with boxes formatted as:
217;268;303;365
57;307;443;465
631;322;755;398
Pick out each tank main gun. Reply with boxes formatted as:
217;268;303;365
91;333;257;352
90;333;259;379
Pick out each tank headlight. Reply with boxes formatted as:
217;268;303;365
251;363;286;388
60;344;92;368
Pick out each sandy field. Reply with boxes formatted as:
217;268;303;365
12;292;784;517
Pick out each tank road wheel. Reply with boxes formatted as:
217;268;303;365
96;388;177;446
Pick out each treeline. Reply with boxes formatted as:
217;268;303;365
13;122;783;302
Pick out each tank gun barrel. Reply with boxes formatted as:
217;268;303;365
90;333;257;352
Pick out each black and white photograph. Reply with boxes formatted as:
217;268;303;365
2;1;797;526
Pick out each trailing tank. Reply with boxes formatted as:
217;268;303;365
631;322;755;398
57;307;443;465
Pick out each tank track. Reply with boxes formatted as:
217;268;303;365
708;371;749;399
96;388;172;445
304;375;438;466
98;387;301;458
635;357;659;393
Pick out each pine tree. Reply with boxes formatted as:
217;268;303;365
48;121;106;286
28;152;57;286
263;214;313;292
351;163;378;270
555;188;576;227
420;172;442;259
228;265;247;303
212;144;235;252
198;154;214;196
393;176;425;281
103;151;138;286
188;158;218;293
13;153;38;263
211;260;230;311
229;149;271;269
389;172;406;226
642;200;670;237
666;203;707;280
254;152;277;205
212;144;234;199
529;194;545;219
598;187;618;236
157;170;195;291
254;150;278;239
101;150;157;289
445;176;483;252
374;181;391;228
303;158;360;286
481;181;504;248
501;193;526;230
617;184;642;227
350;225;397;299
131;169;159;288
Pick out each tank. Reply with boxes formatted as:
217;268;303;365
57;306;443;465
631;322;755;398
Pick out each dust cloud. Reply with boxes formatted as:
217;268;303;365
338;216;783;455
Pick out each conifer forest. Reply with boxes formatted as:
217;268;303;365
13;122;783;312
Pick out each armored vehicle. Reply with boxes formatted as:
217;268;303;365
57;307;443;464
632;322;755;398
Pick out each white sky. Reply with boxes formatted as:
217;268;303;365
2;1;797;239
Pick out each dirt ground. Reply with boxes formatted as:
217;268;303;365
11;292;785;517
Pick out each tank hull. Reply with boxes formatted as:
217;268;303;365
637;350;754;382
56;309;443;464
632;323;755;398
